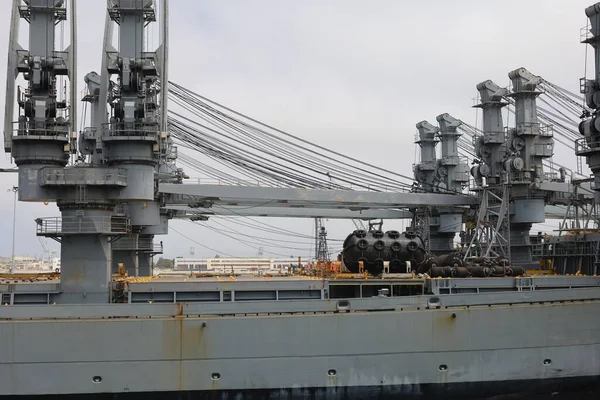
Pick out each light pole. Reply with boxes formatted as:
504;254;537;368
9;186;18;274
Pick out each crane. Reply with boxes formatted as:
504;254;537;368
38;238;57;271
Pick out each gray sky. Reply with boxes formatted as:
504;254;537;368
0;0;594;260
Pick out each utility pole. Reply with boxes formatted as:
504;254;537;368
9;186;18;274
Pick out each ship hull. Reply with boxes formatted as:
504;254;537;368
2;297;600;399
3;377;600;399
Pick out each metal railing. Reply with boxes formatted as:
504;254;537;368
581;25;593;43
539;124;554;137
515;122;541;136
439;155;460;166
112;236;154;251
39;167;127;186
81;127;97;140
11;121;69;140
152;243;164;254
413;131;438;143
533;142;554;157
575;137;600;154
101;123;159;139
509;171;528;184
19;5;67;23
544;172;559;182
112;239;163;254
452;170;470;183
36;216;130;236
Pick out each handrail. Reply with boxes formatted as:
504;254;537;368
36;216;130;236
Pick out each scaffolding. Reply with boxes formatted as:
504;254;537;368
464;185;511;261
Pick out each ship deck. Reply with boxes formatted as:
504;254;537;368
2;272;600;307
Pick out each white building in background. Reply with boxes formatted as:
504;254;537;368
0;256;49;271
173;258;208;271
174;257;309;273
51;257;61;272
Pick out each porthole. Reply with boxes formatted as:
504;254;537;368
328;369;337;376
92;376;102;383
439;364;448;371
211;373;221;380
543;359;552;366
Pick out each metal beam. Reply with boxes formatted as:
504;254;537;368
540;181;595;201
166;204;585;221
98;7;114;130
3;0;21;152
158;0;169;134
165;205;413;219
68;0;77;149
159;184;478;208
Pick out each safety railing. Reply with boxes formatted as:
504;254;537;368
152;243;164;254
575;137;600;155
11;121;69;140
539;124;554;137
439;155;460;166
544;172;559;182
35;216;130;236
509;171;533;184
101;123;159;139
80;127;97;140
533;142;554;157
39;167;127;186
19;5;67;23
112;236;158;251
581;25;594;43
107;7;155;24
452;170;470;183
511;123;553;137
112;239;163;254
515;122;540;136
581;77;589;94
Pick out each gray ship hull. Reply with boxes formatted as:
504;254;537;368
2;291;600;399
3;378;600;399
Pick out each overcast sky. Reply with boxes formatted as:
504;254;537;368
0;0;594;260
